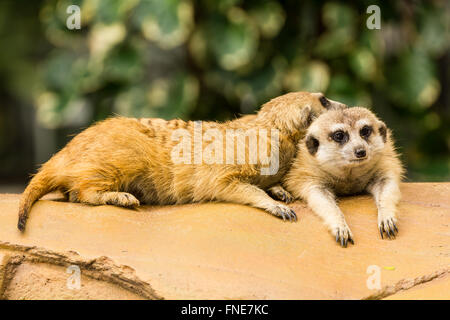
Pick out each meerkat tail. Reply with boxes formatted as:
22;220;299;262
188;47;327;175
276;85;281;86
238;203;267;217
17;170;55;231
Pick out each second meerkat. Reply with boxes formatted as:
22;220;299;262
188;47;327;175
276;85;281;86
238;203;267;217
18;92;347;231
282;107;404;247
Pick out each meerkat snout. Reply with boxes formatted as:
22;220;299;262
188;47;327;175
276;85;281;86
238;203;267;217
354;147;366;159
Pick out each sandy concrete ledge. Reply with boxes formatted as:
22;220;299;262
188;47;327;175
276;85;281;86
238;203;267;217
0;183;449;300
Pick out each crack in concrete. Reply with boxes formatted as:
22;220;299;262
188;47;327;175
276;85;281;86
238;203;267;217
0;241;163;300
400;199;450;209
363;267;450;300
0;254;24;299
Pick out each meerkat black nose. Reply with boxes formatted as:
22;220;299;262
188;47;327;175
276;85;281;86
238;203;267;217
355;148;366;158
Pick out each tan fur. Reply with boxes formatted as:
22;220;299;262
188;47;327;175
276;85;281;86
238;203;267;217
17;92;347;231
283;107;404;247
235;114;257;123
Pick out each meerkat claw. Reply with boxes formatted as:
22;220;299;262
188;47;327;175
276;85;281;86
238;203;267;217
285;194;294;204
267;186;295;204
388;228;395;239
290;210;297;221
104;192;140;208
335;226;354;248
336;231;347;247
390;222;397;237
286;209;297;222
269;205;297;222
379;218;398;239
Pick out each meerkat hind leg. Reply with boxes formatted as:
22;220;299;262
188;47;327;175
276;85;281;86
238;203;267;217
267;185;294;203
78;188;140;208
217;182;297;221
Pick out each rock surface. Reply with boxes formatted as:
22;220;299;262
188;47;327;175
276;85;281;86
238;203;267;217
0;183;448;300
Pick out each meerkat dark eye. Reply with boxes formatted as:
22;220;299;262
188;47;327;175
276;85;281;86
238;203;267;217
331;130;348;143
360;125;372;139
306;135;319;155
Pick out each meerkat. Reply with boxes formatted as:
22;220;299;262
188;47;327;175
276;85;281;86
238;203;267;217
282;107;404;247
234;114;257;123
17;92;347;231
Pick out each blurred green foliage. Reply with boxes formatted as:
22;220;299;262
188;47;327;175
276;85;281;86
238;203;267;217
0;0;449;182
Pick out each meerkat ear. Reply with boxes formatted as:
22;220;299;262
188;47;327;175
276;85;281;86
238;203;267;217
378;122;387;143
306;135;319;155
319;96;331;109
281;104;314;132
299;104;314;127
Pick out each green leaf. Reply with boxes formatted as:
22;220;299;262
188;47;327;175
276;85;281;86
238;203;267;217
349;48;377;81
417;6;450;57
205;9;259;70
94;0;139;24
133;0;194;49
103;42;144;83
283;60;330;93
249;1;285;38
387;49;440;111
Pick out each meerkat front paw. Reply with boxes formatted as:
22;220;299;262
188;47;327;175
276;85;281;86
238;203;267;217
103;192;140;208
267;185;294;203
333;223;354;248
378;215;398;239
267;204;297;222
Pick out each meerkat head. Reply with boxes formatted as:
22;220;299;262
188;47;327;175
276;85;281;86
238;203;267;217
304;107;388;170
256;92;347;133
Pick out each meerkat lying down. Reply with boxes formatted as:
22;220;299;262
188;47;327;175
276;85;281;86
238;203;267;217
282;107;403;247
17;92;347;231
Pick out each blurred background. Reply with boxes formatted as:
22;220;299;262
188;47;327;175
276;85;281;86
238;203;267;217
0;0;449;192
